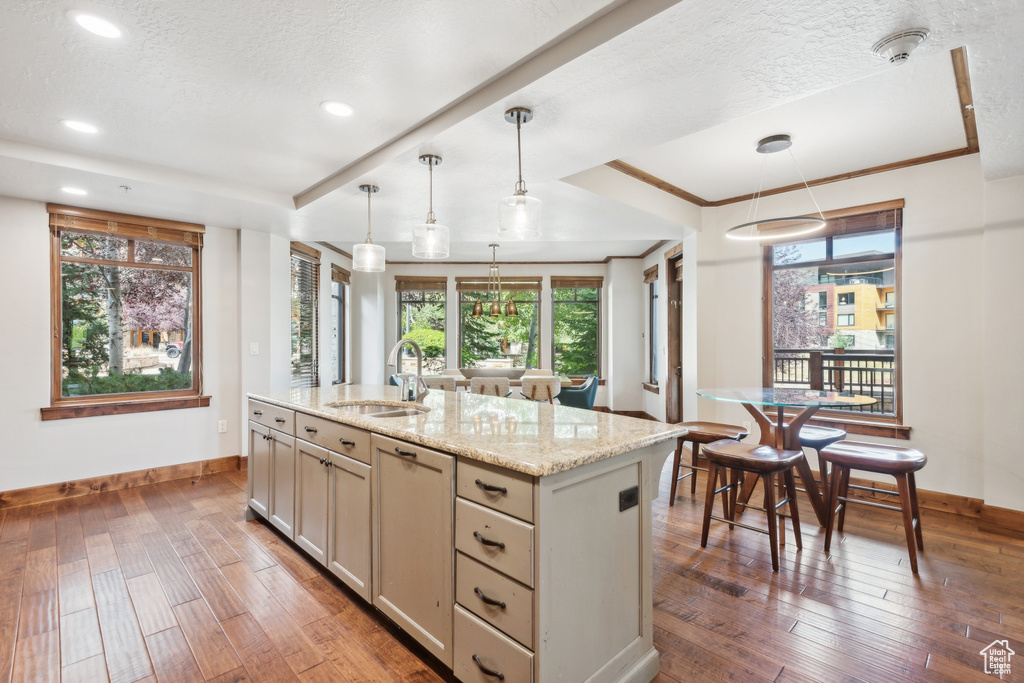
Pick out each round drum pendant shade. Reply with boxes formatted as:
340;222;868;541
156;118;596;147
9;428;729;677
498;194;541;240
352;241;385;272
411;222;449;259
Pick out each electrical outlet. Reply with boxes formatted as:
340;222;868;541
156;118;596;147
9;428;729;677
249;342;259;355
217;419;227;433
742;421;751;432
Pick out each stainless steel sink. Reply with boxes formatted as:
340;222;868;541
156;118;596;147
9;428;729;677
335;403;402;414
367;408;426;418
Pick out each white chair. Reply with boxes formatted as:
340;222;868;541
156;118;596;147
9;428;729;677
523;369;553;376
470;377;512;397
520;376;561;404
422;376;456;392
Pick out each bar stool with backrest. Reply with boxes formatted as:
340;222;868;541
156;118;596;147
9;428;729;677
820;441;927;573
669;422;749;506
470;377;512;397
700;440;804;572
523;369;553;376
422;376;456;392
798;425;847;493
520;376;561;403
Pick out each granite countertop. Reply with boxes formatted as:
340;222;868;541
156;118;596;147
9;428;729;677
248;385;686;477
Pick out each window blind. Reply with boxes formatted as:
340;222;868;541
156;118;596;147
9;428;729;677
395;276;446;292
290;248;320;389
332;264;351;284
643;265;659;283
550;276;604;289
455;277;542;292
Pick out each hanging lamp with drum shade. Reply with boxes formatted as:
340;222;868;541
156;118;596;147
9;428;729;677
353;184;385;272
411;154;450;259
498;107;541;240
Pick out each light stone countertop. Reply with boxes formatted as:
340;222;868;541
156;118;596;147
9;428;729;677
248;384;687;477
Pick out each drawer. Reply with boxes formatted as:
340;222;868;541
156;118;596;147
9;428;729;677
456;553;534;649
455;498;534;587
457;457;534;523
248;400;294;433
296;413;371;465
454;606;533;683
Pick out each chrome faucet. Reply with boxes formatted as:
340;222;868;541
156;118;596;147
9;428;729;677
386;339;429;401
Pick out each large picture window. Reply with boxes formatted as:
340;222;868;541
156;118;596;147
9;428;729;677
331;264;350;384
458;277;540;369
291;243;320;389
396;276;447;374
44;205;206;419
764;202;903;425
550;277;602;377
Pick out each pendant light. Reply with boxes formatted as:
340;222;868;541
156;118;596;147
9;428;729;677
471;244;518;318
412;154;450;259
498;107;541;240
353;184;385;272
725;135;826;242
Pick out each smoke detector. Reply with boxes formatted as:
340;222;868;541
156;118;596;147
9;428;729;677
872;28;929;65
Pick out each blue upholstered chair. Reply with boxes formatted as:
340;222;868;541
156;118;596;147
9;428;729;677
557;375;598;409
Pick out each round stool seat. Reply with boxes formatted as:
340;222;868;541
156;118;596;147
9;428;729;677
702;440;803;473
677;421;749;444
798;425;846;451
819;442;926;475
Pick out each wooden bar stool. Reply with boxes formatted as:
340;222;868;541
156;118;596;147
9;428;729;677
669;422;748;506
819;441;927;573
700;440;803;572
798;425;846;493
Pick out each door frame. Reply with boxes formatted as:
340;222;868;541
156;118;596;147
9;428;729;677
665;249;683;424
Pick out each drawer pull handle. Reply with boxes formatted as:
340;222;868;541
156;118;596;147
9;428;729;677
475;479;507;495
473;531;505;550
318;457;326;465
472;654;504;680
275;417;286;423
252;410;263;416
339;439;356;446
395;448;417;458
473;587;506;610
304;426;318;434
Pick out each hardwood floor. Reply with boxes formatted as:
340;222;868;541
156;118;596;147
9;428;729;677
1;461;1021;682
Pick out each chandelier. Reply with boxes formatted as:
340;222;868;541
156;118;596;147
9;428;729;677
472;244;518;318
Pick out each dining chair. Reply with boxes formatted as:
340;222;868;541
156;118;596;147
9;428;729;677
520;376;561;403
469;377;512;397
557;375;598;409
422;376;456;392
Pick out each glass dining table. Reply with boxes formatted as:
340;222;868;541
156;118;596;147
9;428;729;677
696;387;877;526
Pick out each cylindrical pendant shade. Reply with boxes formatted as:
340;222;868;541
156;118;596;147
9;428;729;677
352;242;385;272
412;223;449;259
498;194;541;240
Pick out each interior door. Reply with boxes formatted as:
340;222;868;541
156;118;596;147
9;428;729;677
666;254;683;424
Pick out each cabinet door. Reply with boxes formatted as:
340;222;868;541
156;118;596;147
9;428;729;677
327;451;372;601
372;435;454;667
269;430;296;539
295;440;330;565
247;421;271;519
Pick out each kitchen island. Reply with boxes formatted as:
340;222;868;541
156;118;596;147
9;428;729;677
246;385;686;683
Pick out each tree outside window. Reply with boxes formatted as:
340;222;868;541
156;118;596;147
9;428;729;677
397;283;446;374
551;280;601;377
458;280;540;369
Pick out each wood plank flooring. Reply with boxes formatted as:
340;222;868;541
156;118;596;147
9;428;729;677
0;461;1021;682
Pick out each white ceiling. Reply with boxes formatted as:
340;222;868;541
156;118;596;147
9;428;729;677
0;0;1021;261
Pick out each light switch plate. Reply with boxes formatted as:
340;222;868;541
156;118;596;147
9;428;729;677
217;419;227;433
249;342;259;355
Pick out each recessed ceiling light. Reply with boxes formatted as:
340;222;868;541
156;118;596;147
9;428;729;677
61;187;88;196
62;120;99;134
321;101;354;117
68;11;122;38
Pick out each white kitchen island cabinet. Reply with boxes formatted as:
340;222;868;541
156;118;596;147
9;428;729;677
246;386;685;683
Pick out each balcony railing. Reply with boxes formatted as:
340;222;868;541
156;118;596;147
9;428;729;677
773;348;895;415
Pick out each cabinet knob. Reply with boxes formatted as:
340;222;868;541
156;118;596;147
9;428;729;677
473;531;505;550
472;654;505;680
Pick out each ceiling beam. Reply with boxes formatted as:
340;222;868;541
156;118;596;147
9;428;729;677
951;47;980;154
293;0;684;210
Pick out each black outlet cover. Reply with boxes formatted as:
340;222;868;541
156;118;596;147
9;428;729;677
619;485;639;511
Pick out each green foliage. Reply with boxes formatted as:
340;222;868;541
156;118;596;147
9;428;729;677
553;298;599;376
402;328;445;358
61;262;109;377
829;333;854;349
63;367;192;396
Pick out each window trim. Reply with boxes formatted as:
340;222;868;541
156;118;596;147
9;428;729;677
42;204;208;420
549;280;602;378
761;199;907;435
645;266;659;386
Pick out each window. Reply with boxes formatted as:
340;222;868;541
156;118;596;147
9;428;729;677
457;277;541;369
331;265;350;384
44;204;207;419
765;202;902;424
644;264;659;385
550;277;602;377
396;276;447;373
290;243;320;388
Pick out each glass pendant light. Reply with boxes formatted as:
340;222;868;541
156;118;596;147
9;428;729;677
412;154;450;259
353;184;385;272
498;107;541;240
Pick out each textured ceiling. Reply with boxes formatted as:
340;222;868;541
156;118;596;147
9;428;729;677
0;0;1020;261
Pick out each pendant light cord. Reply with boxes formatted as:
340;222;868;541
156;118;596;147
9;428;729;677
515;117;526;195
365;189;372;242
787;148;825;219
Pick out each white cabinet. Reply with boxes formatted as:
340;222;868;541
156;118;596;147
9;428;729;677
268;430;296;539
247;421;271;518
372;434;454;667
295;440;331;564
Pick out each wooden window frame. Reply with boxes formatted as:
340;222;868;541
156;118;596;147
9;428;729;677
396;279;447;370
645;265;659;389
42;205;208;420
550;279;603;379
762;200;909;438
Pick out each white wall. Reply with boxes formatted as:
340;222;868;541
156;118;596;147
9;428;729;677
606;258;643;411
0;196;241;490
